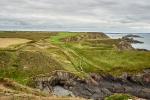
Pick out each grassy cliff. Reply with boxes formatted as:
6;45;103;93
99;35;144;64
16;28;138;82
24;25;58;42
0;31;150;82
0;31;150;99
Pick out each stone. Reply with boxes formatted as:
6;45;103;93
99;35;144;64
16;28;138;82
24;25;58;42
142;73;150;84
53;86;74;97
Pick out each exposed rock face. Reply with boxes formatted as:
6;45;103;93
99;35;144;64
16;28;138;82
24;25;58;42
117;41;134;50
53;86;74;96
0;78;85;100
32;71;150;100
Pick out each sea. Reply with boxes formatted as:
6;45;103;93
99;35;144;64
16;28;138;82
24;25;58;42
106;33;150;50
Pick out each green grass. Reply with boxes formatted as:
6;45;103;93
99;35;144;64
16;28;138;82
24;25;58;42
70;46;150;75
50;32;78;44
105;94;132;100
0;50;63;85
0;31;150;85
0;31;57;41
0;68;29;85
0;51;29;84
48;32;150;76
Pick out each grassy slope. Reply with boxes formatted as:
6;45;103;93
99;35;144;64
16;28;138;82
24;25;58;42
0;31;149;99
0;31;150;82
49;32;150;76
50;32;78;44
104;94;132;100
0;31;57;41
71;47;150;75
0;50;64;85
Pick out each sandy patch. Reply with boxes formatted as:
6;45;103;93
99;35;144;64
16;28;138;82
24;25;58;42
0;38;31;48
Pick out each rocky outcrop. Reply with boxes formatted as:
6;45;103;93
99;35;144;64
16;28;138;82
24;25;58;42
116;41;134;50
123;34;143;38
0;78;85;100
32;71;150;100
122;36;144;44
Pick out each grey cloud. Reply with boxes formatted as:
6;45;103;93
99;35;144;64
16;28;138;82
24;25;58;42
0;0;150;32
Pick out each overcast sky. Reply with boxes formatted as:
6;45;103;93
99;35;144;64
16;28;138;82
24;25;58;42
0;0;150;32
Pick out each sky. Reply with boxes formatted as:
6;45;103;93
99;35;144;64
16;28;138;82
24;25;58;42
0;0;150;32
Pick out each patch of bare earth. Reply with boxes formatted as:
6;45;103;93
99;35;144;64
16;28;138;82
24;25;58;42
0;38;31;48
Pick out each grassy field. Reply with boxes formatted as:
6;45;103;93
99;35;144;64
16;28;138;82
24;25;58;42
0;31;57;41
105;94;132;100
0;31;149;100
50;32;78;44
49;32;150;75
0;50;64;84
0;31;150;84
71;47;150;75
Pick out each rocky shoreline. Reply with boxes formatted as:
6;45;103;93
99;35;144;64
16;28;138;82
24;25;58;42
120;34;149;51
31;70;150;100
122;34;143;38
122;36;144;44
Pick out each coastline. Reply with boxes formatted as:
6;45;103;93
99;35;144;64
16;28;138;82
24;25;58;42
107;33;150;50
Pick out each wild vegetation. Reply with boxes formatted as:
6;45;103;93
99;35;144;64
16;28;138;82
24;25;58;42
0;31;149;99
104;94;132;100
0;31;57;41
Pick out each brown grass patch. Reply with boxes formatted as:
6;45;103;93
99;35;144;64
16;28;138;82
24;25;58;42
0;38;31;48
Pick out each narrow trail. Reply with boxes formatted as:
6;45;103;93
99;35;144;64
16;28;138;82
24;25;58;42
63;47;103;71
